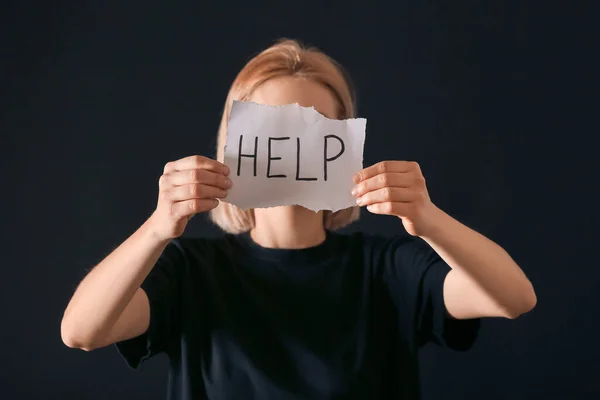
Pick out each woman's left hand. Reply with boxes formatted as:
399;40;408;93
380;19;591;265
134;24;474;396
352;161;439;237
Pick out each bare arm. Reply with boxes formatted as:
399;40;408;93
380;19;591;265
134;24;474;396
421;206;536;319
61;156;231;351
353;160;536;320
60;217;168;351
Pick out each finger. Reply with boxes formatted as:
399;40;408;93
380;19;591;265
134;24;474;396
171;198;219;218
365;202;412;217
160;169;232;190
356;187;418;206
352;172;414;197
163;155;230;176
354;161;419;183
166;184;228;202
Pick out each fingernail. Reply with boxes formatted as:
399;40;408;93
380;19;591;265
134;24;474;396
224;178;232;187
351;187;358;196
356;197;364;206
223;165;230;175
353;174;360;184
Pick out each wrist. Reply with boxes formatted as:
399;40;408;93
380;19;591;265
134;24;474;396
143;212;172;245
417;203;447;240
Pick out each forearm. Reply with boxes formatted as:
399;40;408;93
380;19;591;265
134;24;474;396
61;214;169;348
421;206;536;317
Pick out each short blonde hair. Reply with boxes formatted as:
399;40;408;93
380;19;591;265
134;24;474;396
210;39;360;234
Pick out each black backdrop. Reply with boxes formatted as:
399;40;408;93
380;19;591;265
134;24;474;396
2;1;599;399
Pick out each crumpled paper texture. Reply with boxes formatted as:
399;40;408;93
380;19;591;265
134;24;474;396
223;100;367;212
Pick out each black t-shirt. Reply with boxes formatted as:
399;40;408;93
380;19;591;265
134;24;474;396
116;231;480;400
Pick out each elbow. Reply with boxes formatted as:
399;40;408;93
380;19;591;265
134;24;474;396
504;283;537;320
60;317;100;352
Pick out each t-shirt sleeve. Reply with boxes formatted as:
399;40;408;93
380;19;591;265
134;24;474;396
115;239;185;369
378;235;480;351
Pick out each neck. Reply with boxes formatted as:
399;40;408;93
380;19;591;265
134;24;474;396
250;206;326;249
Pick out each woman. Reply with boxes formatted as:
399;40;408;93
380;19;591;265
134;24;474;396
61;39;536;400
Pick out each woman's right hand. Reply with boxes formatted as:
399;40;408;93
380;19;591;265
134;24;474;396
148;155;231;240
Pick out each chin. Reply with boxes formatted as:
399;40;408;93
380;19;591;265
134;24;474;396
290;205;320;214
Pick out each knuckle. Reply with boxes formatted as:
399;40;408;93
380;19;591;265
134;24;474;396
357;183;365;195
379;174;389;186
163;162;172;174
382;202;393;213
190;184;200;197
158;174;167;187
158;189;169;202
192;155;205;166
189;200;198;213
378;162;388;173
384;187;393;200
189;169;198;182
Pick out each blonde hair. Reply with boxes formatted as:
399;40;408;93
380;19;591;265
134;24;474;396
210;39;360;234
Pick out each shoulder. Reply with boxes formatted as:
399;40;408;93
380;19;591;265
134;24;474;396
344;232;441;276
168;234;244;259
345;231;427;257
331;231;425;266
146;235;251;294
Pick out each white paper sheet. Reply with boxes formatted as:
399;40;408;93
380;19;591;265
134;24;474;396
223;100;367;212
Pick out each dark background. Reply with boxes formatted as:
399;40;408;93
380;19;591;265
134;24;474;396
2;1;599;399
